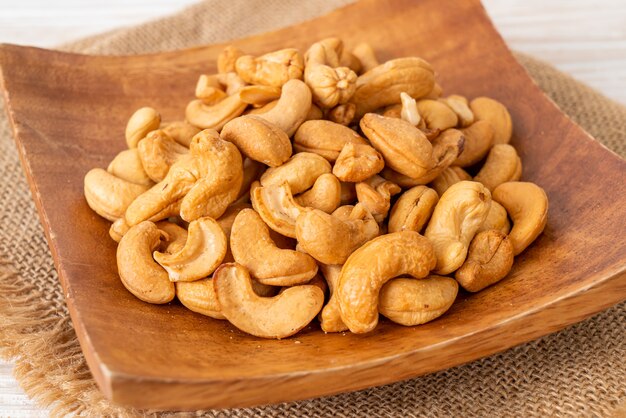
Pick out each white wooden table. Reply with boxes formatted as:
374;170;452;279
1;1;625;416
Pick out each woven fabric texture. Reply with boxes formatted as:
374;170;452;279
0;1;624;416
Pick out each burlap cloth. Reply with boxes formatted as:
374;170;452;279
0;1;624;416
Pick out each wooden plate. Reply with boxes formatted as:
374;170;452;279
1;0;625;411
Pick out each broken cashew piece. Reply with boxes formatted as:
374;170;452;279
231;208;318;286
333;143;385;182
493;181;548;255
137;130;189;182
337;231;437;333
294;120;366;161
388;186;439;233
116;221;175;304
470;97;513;144
294;173;341;213
235;48;304;87
355;175;401;223
84;168;150;222
185;94;248;131
125;107;161;148
474;144;522;191
455;229;514;292
213;263;324;339
379;275;458;326
107;148;153;186
260;152;331;194
251;182;308;238
425;181;492;274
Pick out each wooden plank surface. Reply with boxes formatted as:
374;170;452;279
0;1;624;416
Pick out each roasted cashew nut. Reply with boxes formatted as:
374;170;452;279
477;200;511;235
213;263;324;339
351;42;379;73
238;85;282;106
217;45;244;74
295;204;379;265
440;95;474;127
319;263;349;333
125;129;243;225
333;143;385;183
137;130;189;182
235;48;304;87
185;94;248;131
251;182;308;238
255;79;312;137
431;166;472;196
116;221;175;304
84;168;150;222
155;221;188;254
107;148;153;186
293;120;366;161
455;229;514;292
388;186;439;233
294;173;341;213
221;115;292;167
231;209;318;286
153;217;227;282
453;120;495;167
474;144;522;191
217;72;248;96
305;63;357;109
125;107;161;149
492;181;548;255
470;97;513;144
337;231;437;333
109;217;130;243
416;99;458;131
260;152;331;195
161;121;201;147
424;181;492;274
195;74;227;105
379;275;458;326
355;175;401;223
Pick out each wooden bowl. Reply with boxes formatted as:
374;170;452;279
1;0;625;411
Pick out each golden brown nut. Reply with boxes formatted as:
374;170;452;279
109;217;131;242
355;175;401;223
431;166;472;195
155;221;188;254
217;45;244;74
326;103;356;126
493;182;548;255
478;200;511;235
195;74;227;105
351;57;435;118
231;209;318;286
137;130;189;182
294;173;341;213
424;181;492;274
185;94;247;131
305;104;324;121
235;48;304;87
293;120;367;161
213;263;324;339
388;186;439;233
379;275;458;325
84;168;150;222
439;95;474;127
455;230;514;292
333;143;385;182
162;121;202;147
176;279;224;319
305;64;357;108
220;115;292;167
360;113;433;179
125;107;161;148
319;263;349;333
351;42;379;73
116;221;175;304
470;97;513;144
251;182;308;238
474;144;522;191
107;148;153;186
238;85;282;106
295;205;379;265
255;79;312;137
304;38;343;67
382;104;402;119
416;99;458;131
453;120;495;167
337;231;437;333
260;152;331;194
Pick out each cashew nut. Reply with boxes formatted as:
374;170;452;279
293;120;366;161
235;48;304;87
305;104;324;122
333;143;384;182
360;113;433;179
251;182;308;238
382;103;402;119
217;72;247;96
440;95;474;127
260;152;331;194
431;166;472;195
125;107;161;148
477;200;511;235
305;63;357;108
337;231;437;333
294;173;341;213
355;174;401;223
388;186;439;233
155;221;188;254
296;204;379;265
424;181;492;274
217;45;244;74
137;130;189;182
351;42;379;73
492;181;548;255
109;217;130;242
254;79;311;137
221;115;292;167
107;148;153;186
379;275;458;326
326;103;355;126
116;221;175;304
453;120;495;167
238;85;282;106
125;129;243;225
213;263;324;339
162;121;201;147
319;263;348;333
195;74;227;105
185;94;247;131
351;57;435;118
84;168;150;221
470;97;513;144
153;217;226;282
400;92;421;126
416;99;458;131
474;144;522;191
231;209;318;286
455;229;514;292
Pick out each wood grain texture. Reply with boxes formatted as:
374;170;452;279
0;0;625;410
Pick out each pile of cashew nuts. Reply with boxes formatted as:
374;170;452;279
84;38;549;339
